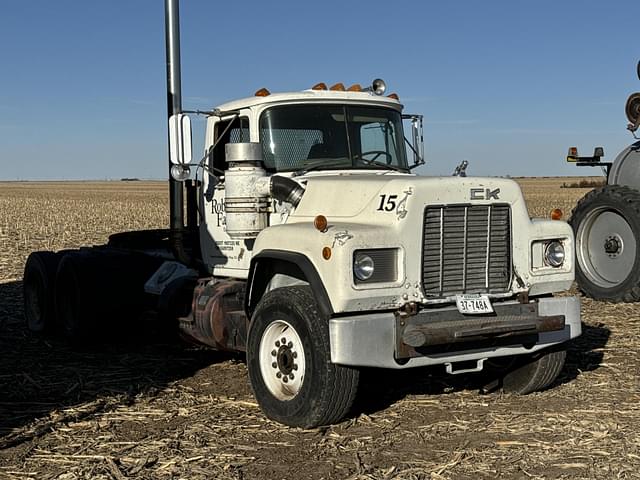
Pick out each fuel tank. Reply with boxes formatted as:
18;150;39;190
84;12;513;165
178;279;248;351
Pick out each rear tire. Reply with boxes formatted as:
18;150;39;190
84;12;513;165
55;249;163;342
23;251;63;333
501;348;566;394
247;286;359;428
570;185;640;302
55;252;93;341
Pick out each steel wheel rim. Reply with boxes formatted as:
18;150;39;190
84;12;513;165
259;319;305;400
577;207;636;288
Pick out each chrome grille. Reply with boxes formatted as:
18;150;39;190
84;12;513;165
422;204;511;297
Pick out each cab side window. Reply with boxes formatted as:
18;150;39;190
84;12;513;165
211;117;250;173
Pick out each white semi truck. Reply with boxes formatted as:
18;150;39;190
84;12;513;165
22;0;581;428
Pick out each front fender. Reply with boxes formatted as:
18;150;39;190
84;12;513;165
246;249;332;318
252;222;407;314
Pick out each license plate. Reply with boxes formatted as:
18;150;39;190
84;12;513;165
455;294;494;314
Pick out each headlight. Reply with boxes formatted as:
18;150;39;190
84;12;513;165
353;249;399;284
544;241;565;267
353;253;375;281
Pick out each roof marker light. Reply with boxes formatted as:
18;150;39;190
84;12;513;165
347;84;362;92
254;88;271;97
387;93;399;100
330;83;346;91
312;82;327;90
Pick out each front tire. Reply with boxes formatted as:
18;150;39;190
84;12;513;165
570;185;640;302
501;348;566;394
247;286;359;428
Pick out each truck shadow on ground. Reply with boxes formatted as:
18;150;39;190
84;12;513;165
0;280;237;447
1;279;612;438
351;320;610;417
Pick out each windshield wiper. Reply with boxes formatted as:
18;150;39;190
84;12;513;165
293;157;408;176
293;159;352;177
358;158;408;172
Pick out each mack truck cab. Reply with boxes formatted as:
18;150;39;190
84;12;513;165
186;84;581;427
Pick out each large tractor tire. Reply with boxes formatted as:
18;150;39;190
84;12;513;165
570;185;640;302
247;286;359;428
23;251;65;333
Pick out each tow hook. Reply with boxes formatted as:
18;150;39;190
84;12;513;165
396;302;418;326
400;302;418;315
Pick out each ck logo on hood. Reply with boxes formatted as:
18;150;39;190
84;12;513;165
470;188;501;200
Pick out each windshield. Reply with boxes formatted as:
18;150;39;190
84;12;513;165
259;104;408;173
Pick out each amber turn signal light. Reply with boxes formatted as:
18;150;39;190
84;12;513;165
566;147;578;162
550;208;563;220
314;215;328;232
322;247;332;260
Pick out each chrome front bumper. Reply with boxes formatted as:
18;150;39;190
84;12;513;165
329;296;581;369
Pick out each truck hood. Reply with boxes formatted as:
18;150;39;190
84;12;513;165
291;173;527;219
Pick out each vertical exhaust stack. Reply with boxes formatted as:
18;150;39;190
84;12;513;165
164;0;189;263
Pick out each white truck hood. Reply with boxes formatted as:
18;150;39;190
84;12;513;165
291;173;527;219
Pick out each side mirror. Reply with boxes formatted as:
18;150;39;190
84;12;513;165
169;113;192;165
403;114;425;168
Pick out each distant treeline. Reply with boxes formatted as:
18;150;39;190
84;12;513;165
120;178;141;182
561;178;606;188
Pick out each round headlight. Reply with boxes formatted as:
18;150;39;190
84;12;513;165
354;254;375;281
544;241;565;267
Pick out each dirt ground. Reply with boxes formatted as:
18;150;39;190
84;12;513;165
1;178;639;480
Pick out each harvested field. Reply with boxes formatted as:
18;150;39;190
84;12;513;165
1;177;639;480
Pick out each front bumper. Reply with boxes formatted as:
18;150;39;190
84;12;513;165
329;296;581;369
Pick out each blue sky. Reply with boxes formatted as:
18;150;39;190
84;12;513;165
1;0;638;180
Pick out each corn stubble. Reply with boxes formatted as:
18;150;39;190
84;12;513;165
0;181;167;280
